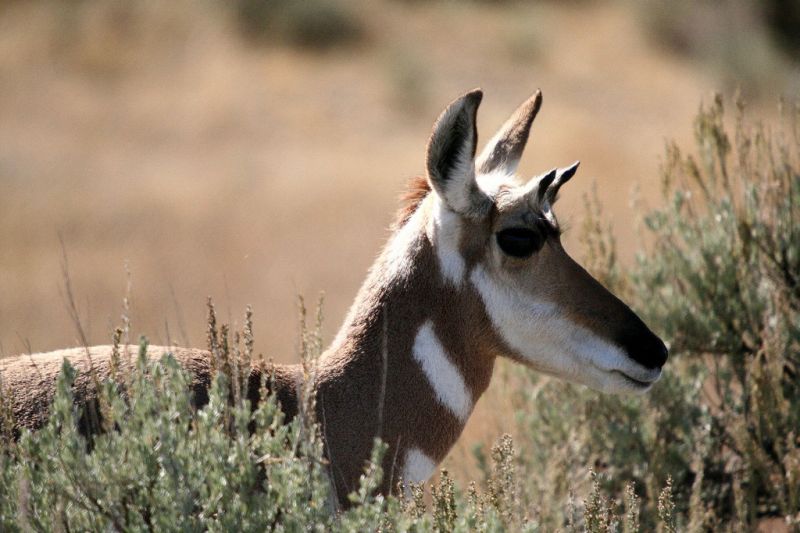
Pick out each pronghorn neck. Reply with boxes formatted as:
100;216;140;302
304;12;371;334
317;194;501;499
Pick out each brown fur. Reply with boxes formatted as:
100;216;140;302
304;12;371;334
394;175;431;228
316;207;503;498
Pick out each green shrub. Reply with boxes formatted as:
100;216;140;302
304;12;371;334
0;342;550;530
0;303;549;531
510;93;800;530
0;342;332;530
636;93;800;526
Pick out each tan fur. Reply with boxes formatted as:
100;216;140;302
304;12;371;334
488;191;643;351
1;346;299;439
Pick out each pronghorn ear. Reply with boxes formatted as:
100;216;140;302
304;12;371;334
476;90;542;175
426;89;491;218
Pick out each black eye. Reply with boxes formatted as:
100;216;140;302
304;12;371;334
496;228;543;258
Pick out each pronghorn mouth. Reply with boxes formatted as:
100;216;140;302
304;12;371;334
612;370;660;389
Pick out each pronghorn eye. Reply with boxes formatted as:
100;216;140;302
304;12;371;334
496;228;543;258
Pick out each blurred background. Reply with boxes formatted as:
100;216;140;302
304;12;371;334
0;0;798;476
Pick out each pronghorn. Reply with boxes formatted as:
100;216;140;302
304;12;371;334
1;89;667;507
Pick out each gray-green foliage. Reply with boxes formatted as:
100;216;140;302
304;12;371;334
0;346;538;531
510;94;800;530
640;94;800;526
0;308;552;531
0;339;335;531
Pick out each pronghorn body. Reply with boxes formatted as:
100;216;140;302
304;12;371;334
1;89;667;507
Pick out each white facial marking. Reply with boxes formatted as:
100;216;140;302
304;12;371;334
402;447;437;485
476;169;517;198
427;197;466;285
412;320;473;422
470;266;661;393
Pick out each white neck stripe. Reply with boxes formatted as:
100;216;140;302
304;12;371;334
412;320;473;423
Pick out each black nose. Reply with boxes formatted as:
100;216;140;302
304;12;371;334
614;322;669;369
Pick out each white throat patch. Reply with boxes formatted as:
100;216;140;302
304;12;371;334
427;197;466;286
402;447;437;486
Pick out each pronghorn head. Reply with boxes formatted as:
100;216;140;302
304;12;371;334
422;89;668;393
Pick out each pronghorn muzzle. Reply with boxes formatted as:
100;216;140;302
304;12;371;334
554;250;669;391
613;312;669;371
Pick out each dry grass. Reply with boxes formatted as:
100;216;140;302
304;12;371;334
0;0;787;483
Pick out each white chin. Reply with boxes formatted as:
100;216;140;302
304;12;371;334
590;368;661;395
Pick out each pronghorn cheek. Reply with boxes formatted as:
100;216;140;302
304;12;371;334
469;266;578;370
469;265;639;387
